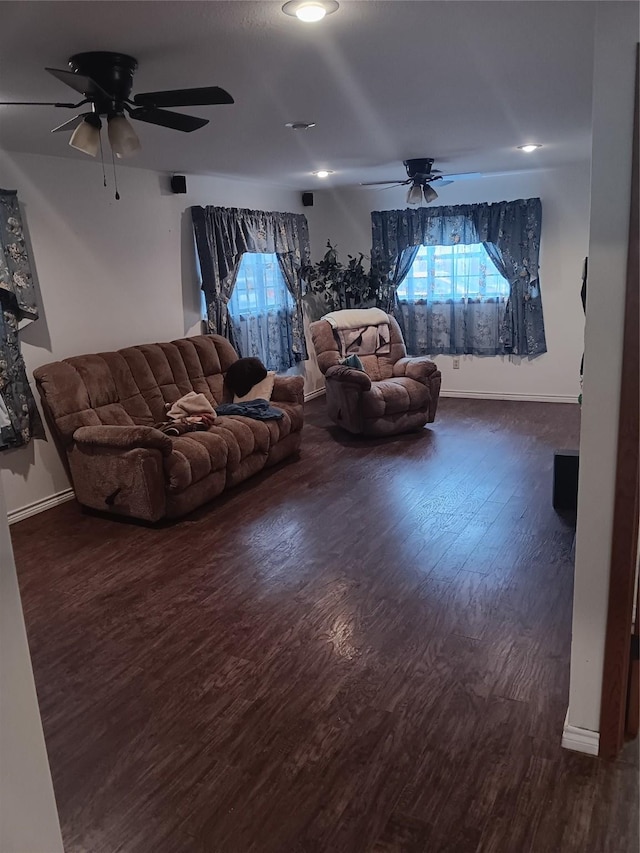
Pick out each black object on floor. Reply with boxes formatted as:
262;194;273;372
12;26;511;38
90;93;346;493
553;449;580;511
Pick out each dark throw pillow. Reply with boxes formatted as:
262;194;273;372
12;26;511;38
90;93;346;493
340;353;365;371
225;357;268;399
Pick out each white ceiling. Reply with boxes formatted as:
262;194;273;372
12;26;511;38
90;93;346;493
0;1;596;188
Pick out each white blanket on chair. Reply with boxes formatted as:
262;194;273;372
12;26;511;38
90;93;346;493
323;307;389;330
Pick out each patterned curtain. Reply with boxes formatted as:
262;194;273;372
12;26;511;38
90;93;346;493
0;189;44;450
371;198;546;358
398;244;509;356
228;253;297;372
385;245;420;336
191;206;310;361
473;200;546;357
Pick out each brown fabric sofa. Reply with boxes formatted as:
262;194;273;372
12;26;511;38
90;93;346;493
310;314;441;437
34;335;304;522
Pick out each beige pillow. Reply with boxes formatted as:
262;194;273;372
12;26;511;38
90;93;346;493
233;371;276;403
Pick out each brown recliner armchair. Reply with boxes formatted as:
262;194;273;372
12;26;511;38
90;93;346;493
310;313;441;437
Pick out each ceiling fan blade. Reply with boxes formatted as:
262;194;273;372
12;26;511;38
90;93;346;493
128;107;209;132
51;113;91;133
440;172;484;182
434;179;454;187
0;100;80;107
360;179;409;187
45;67;111;99
133;86;234;108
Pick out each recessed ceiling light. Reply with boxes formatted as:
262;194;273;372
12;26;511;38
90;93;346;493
286;121;317;130
282;1;339;23
518;144;542;153
313;170;333;178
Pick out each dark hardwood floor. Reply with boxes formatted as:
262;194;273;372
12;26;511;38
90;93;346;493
11;398;639;853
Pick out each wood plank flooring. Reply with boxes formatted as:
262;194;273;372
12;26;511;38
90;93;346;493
11;398;639;853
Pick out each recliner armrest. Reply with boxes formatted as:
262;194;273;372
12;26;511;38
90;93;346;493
272;375;304;404
393;356;439;384
325;364;372;391
73;425;173;456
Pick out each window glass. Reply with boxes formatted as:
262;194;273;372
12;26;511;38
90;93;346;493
397;243;509;302
229;253;294;317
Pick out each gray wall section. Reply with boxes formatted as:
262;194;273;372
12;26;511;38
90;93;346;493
0;479;64;852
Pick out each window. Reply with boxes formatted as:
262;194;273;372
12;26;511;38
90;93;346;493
397;243;509;303
228;253;294;317
227;253;297;372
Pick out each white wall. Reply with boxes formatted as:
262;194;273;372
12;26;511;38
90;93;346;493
0;151;311;514
305;163;591;402
0;479;64;852
568;1;639;736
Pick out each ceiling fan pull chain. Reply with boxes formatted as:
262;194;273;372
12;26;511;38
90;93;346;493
98;131;107;188
110;147;120;201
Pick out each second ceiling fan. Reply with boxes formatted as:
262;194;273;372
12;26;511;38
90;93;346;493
361;158;482;204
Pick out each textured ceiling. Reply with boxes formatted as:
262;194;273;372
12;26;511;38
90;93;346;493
0;1;596;188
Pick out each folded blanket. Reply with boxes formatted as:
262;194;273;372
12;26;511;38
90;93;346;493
323;307;389;330
166;391;215;420
336;323;390;357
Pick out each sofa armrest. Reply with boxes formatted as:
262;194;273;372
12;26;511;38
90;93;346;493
272;375;304;405
73;425;173;456
393;356;439;384
325;364;372;391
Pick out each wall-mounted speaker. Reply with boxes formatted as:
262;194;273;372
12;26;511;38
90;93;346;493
302;192;314;207
171;175;187;194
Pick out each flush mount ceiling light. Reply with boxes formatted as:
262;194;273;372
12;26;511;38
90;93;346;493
518;143;542;153
282;1;339;22
285;121;317;130
313;169;333;178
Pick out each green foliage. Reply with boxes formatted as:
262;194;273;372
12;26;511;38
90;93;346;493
302;242;392;312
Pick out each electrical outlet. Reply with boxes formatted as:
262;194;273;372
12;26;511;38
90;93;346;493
453;357;460;369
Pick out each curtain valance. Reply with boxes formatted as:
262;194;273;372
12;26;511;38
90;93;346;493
191;206;310;360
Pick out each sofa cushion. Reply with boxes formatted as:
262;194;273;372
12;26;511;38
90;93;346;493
164;430;229;493
361;377;430;418
211;417;268;463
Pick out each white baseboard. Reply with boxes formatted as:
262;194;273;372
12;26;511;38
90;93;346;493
440;390;579;404
561;716;600;756
304;388;326;402
302;386;576;404
8;488;75;526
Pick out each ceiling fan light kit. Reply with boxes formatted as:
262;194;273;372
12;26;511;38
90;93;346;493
107;114;141;159
407;183;423;205
423;184;438;203
69;113;102;157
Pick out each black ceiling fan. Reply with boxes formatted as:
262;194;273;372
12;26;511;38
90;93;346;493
0;51;234;158
361;158;482;204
